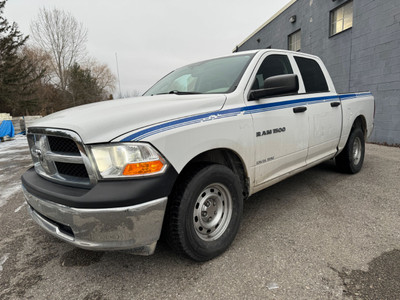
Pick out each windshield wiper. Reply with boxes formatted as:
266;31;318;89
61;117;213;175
155;90;203;95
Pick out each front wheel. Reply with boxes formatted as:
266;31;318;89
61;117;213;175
165;164;243;261
335;127;365;174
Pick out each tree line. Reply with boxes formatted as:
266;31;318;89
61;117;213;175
0;0;116;117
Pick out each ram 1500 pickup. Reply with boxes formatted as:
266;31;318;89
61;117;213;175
21;49;374;261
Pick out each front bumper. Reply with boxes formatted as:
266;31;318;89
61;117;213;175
23;186;167;254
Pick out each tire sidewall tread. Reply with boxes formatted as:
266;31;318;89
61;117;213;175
336;127;365;174
165;164;243;261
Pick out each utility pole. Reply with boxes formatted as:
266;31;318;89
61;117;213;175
115;52;122;98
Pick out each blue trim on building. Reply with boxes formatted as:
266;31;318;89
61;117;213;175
121;92;372;141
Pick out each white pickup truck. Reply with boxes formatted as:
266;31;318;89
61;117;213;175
22;49;374;261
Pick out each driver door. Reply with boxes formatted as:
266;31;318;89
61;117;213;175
247;53;309;186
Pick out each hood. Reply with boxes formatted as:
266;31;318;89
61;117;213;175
30;94;226;144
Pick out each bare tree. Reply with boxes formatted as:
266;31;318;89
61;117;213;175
30;7;87;91
21;46;62;114
22;46;52;85
84;58;116;97
121;90;141;99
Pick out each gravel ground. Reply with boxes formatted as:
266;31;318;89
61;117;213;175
0;137;399;300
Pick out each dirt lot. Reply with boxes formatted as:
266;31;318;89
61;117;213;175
0;137;399;299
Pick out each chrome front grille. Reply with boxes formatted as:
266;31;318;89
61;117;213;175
47;135;80;153
27;128;96;188
55;162;89;178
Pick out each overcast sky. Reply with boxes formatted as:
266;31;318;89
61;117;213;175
4;0;291;96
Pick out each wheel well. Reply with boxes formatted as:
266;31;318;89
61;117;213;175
174;149;249;200
352;115;367;138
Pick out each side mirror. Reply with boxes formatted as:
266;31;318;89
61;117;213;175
249;74;299;100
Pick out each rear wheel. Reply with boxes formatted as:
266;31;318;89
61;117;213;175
165;164;243;261
336;127;365;174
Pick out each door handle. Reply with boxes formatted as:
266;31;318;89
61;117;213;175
293;106;307;113
330;101;341;107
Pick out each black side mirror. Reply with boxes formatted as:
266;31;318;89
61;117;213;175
249;74;299;100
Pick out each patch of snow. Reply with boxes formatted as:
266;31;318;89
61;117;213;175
0;253;10;271
0;135;28;152
0;182;21;208
0;148;29;156
266;282;279;290
0;134;30;209
14;202;27;213
0;156;30;162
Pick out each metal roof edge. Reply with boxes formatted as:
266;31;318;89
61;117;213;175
233;0;298;52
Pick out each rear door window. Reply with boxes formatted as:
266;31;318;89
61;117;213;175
294;56;329;93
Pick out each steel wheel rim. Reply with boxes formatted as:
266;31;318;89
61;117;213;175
193;183;232;241
352;137;362;165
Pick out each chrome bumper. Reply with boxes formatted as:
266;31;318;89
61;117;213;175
22;186;167;255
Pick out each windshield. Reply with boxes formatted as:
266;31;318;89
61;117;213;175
143;54;255;96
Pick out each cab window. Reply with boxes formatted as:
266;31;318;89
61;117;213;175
251;55;293;90
294;56;329;93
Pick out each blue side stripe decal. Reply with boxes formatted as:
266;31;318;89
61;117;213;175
339;92;372;100
122;92;372;141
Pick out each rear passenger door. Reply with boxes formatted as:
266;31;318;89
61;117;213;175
247;53;309;186
293;56;342;164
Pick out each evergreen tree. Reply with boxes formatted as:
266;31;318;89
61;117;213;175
0;0;41;115
67;63;102;106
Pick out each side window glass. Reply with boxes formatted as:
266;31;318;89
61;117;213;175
251;55;293;90
294;56;329;93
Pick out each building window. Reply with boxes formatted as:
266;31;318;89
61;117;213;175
288;30;301;52
330;1;353;36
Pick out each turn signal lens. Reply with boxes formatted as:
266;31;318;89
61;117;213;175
123;160;165;175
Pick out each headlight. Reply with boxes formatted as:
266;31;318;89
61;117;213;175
89;143;167;178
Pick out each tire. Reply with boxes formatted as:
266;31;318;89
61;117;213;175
335;127;365;174
165;164;243;261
